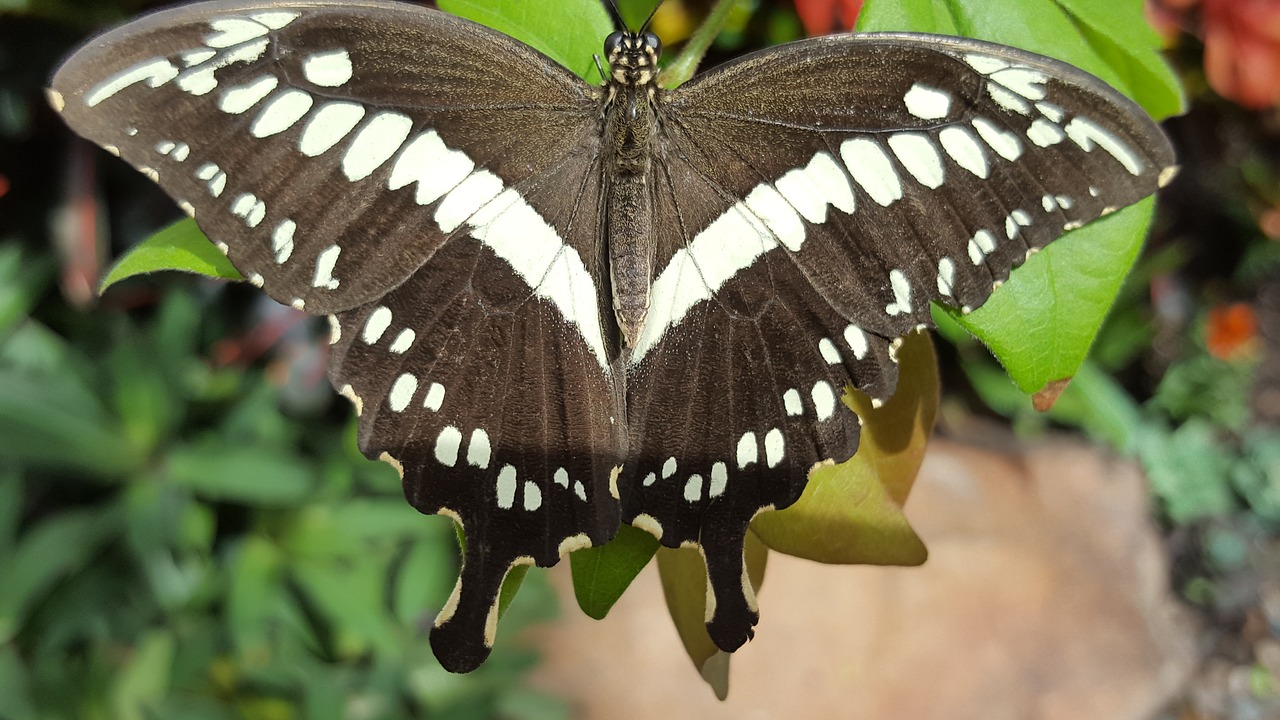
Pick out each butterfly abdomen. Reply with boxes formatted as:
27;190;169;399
603;30;663;346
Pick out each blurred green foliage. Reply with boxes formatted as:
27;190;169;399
0;240;568;716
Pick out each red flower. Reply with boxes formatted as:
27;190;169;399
1203;0;1280;108
794;0;864;36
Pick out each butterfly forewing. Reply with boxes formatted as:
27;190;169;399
50;0;601;315
622;33;1174;647
51;0;624;672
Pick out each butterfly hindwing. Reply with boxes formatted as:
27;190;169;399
623;33;1174;648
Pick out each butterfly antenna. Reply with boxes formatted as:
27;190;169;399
604;0;628;31
640;1;661;32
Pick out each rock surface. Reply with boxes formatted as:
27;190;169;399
527;437;1198;720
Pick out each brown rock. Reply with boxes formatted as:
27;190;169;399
526;437;1197;720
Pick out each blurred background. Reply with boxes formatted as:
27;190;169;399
0;0;1277;718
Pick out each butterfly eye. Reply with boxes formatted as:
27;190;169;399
642;31;661;56
604;31;624;57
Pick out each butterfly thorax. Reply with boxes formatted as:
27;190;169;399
602;29;662;347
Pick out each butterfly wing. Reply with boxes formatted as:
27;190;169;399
51;0;622;672
626;33;1175;650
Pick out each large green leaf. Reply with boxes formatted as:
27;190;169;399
439;0;611;82
569;524;659;619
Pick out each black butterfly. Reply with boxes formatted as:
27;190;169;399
49;0;1175;672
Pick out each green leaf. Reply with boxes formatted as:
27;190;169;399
858;0;960;34
291;554;400;659
1234;430;1280;524
752;332;934;565
952;198;1154;395
569;524;659;619
1054;0;1186;117
99;218;242;293
0;244;53;340
166;442;314;506
0;505;121;643
227;536;284;666
0;642;36;720
393;534;459;627
1137;419;1236;524
110;629;176;720
0;365;139;478
656;532;767;700
440;0;612;82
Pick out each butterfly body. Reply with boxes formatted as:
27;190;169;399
50;0;1175;673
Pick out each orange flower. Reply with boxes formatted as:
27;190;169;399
1206;302;1260;360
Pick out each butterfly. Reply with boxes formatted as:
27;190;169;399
48;0;1175;672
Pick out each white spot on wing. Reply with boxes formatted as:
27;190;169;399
904;83;951;119
272;219;295;263
764;428;785;468
251;89;313;137
633;203;774;361
435;427;462;468
818;337;841;365
964;54;1009;74
389;373;417;412
85;58;179;106
181;49;216;67
389;130;476;206
435;170;503;233
937;256;956;296
683;475;703;503
523;481;542;511
302;49;353;87
424;382;445;411
662;457;677;479
991;67;1048;101
709;462;728;498
467;429;491;469
972;117;1023;161
573;480;587;502
744;184;805;251
844;324;868;360
555;468;570;487
311;245;341;289
812;381;837;421
888;133;945;189
250;11;299;29
1064;117;1143;175
886;268;913;315
987;84;1031;114
736;432;757;469
218;75;278;114
204;18;268;48
1027;118;1065;147
389;328;415;354
343;112;413;181
299;101;365;156
496;465;517;509
783;388;803;416
468;188;610;371
841;138;902;206
939;126;989;179
969;229;997;264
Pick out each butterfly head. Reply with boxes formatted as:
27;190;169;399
604;29;661;87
